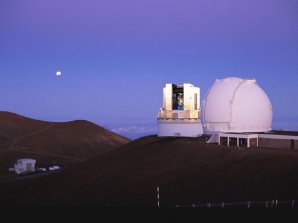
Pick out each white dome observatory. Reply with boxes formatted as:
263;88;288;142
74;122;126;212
202;77;272;133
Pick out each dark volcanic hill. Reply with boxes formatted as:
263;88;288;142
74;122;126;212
0;111;129;172
1;135;298;207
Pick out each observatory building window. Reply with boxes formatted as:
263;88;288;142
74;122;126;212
173;85;184;110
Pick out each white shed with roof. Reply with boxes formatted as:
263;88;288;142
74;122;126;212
14;158;36;174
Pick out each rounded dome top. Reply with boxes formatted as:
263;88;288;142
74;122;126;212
202;77;272;133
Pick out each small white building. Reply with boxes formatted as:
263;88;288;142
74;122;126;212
49;165;60;171
38;167;47;172
217;133;259;147
210;132;298;149
14;158;36;174
157;83;203;137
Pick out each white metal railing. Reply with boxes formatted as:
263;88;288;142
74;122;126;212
174;199;296;208
157;110;200;119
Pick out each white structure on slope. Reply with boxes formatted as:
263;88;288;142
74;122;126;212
14;158;36;174
157;83;203;137
202;77;273;134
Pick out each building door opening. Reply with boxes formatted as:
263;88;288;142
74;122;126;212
229;137;237;146
175;132;180;137
172;85;184;110
26;163;32;172
220;137;228;146
250;138;258;147
239;138;248;147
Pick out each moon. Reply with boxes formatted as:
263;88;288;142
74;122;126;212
56;71;62;76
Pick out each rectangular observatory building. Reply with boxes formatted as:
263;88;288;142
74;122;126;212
157;83;203;137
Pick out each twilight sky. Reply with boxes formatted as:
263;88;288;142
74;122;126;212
0;0;298;133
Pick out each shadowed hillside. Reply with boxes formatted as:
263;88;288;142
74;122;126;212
1;135;298;207
0;111;130;173
0;111;49;139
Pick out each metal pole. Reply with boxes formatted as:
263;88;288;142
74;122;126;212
292;200;295;208
157;186;160;208
221;202;225;208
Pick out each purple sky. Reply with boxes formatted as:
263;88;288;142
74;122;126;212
0;0;298;131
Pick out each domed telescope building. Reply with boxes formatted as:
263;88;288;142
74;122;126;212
156;77;298;149
202;77;273;133
157;83;203;137
202;77;282;148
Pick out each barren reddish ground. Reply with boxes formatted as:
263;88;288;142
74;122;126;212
1;135;298;207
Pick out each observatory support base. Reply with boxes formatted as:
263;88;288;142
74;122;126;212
157;119;203;137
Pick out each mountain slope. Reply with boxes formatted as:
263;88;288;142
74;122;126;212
17;120;129;159
0;111;129;172
1;135;298;206
0;111;49;139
